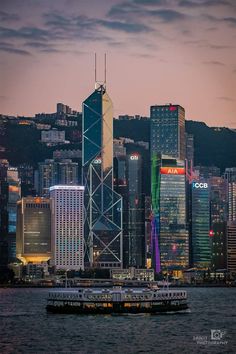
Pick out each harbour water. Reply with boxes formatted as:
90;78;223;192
0;287;235;353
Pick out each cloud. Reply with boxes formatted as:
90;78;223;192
203;60;225;66
184;39;232;49
0;10;20;22
0;26;50;41
25;41;52;48
179;0;233;8
107;2;140;19
217;96;235;101
0;95;8;100
108;3;187;22
133;0;167;5
148;9;187;21
223;17;236;25
98;20;152;33
208;44;232;49
0;42;31;55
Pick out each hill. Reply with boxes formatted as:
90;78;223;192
0;118;236;171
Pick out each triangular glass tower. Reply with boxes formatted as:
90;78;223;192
82;83;123;268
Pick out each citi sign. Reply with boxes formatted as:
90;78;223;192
130;155;139;160
192;182;208;189
160;167;185;175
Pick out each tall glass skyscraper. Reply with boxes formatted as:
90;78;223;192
150;104;186;273
127;153;144;268
7;167;21;262
191;181;211;268
150;104;185;160
82;84;122;269
159;158;189;272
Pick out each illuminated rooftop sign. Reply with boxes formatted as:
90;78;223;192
160;167;185;175
130;154;139;161
93;158;102;164
192;182;208;189
49;185;85;191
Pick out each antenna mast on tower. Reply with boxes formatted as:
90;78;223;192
94;53;107;90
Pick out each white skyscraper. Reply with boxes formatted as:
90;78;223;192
50;185;84;270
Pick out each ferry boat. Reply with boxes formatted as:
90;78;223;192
46;286;188;314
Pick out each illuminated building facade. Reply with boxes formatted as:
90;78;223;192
150;154;161;273
150;104;185;160
82;84;122;269
7;167;21;262
126;153;144;268
159;159;189;272
209;177;227;270
150;104;186;273
191;181;211;268
227;221;236;277
228;182;236;221
16;197;51;264
0;160;9;266
50;185;84;270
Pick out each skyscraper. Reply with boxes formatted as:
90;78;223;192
227;221;236;277
159;158;189;273
16;197;51;264
0;159;9;266
191;181;211;268
126;153;144;268
150;104;185;160
37;159;78;196
7;167;21;262
50;185;84;271
82;83;122;269
150;104;186;273
209;177;227;270
228;182;236;221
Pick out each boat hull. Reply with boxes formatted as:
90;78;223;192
46;302;188;314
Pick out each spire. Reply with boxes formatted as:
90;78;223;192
94;53;107;91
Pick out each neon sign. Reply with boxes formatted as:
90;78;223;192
130;155;139;161
160;167;185;175
93;158;102;164
192;182;208;189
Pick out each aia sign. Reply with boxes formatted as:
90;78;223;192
160;167;185;175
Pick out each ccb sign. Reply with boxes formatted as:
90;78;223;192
192;182;208;189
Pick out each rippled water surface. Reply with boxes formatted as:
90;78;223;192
0;287;235;353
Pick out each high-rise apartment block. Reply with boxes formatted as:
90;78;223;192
50;185;84;270
16;197;51;264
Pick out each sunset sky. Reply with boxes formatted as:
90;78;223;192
0;0;236;127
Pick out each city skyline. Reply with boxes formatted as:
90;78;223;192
0;0;236;128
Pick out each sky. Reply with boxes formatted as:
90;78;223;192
0;0;236;127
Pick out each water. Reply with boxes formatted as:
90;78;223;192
0;287;235;353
